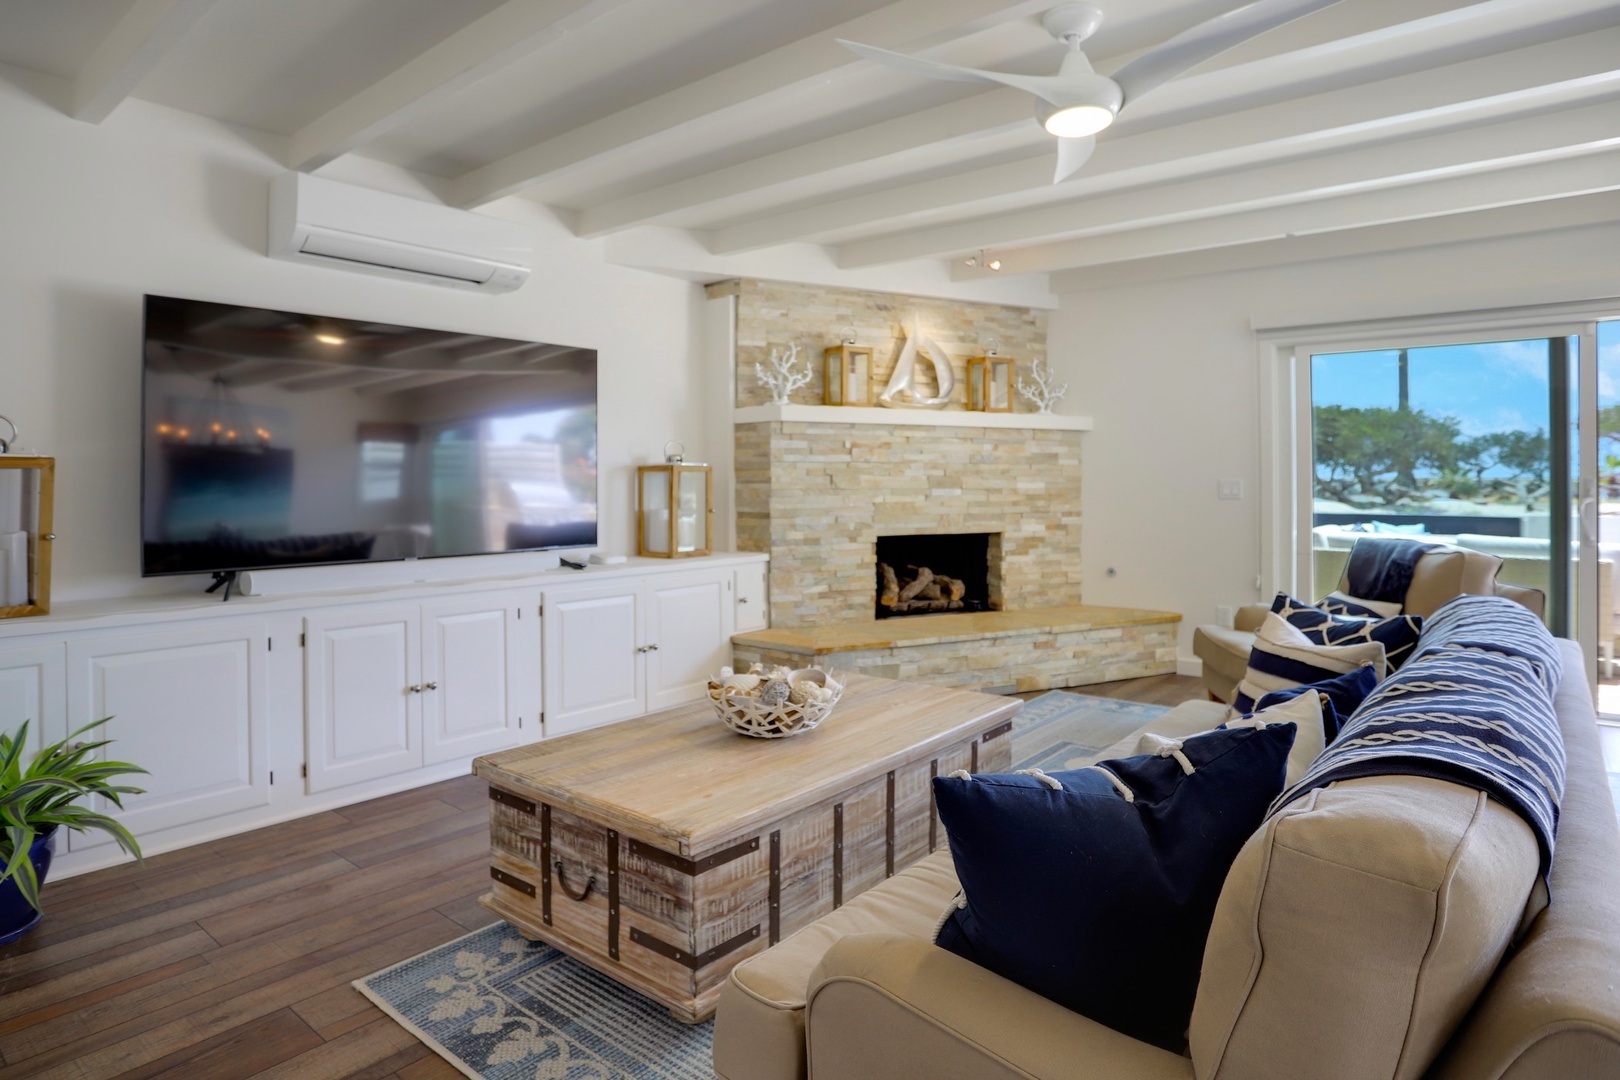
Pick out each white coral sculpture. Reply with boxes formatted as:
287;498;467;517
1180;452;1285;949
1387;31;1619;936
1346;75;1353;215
755;343;812;405
1015;358;1068;414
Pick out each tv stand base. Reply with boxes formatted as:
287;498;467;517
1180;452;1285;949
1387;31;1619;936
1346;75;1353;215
205;570;239;601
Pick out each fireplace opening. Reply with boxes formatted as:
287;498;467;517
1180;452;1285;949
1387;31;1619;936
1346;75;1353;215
875;533;998;619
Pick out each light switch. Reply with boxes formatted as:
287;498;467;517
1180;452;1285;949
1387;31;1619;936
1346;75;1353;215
1218;478;1243;500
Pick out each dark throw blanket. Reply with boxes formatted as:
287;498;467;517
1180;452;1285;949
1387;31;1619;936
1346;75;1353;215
1343;537;1439;605
1269;595;1565;879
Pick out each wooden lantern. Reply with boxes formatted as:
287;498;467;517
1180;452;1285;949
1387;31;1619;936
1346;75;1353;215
967;355;1015;412
0;454;54;618
638;444;712;558
823;343;874;407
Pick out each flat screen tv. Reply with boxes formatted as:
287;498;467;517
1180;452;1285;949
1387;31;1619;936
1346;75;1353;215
141;295;598;579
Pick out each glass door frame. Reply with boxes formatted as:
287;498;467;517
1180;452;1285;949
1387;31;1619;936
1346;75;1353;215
1257;299;1616;696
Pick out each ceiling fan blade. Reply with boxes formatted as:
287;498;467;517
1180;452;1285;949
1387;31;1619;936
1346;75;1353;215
1111;0;1348;106
1053;135;1096;183
838;39;1066;105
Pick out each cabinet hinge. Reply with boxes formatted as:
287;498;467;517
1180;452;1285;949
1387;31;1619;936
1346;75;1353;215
268;637;273;651
269;771;274;785
538;600;544;616
301;763;308;779
300;633;306;647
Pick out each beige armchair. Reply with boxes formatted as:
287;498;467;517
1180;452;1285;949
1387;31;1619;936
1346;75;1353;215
1192;545;1545;703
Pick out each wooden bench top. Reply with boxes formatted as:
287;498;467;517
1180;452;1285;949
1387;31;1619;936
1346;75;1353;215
730;604;1182;655
474;674;1020;856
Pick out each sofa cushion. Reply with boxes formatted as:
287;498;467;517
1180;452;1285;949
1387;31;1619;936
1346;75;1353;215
1270;592;1424;669
933;724;1294;1052
1230;613;1386;716
1189;775;1540;1080
1138;692;1323;787
1387;548;1503;618
1250;663;1379;742
1192;624;1254;702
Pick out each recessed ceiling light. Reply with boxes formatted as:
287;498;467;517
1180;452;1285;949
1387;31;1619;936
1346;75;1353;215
987;257;1003;272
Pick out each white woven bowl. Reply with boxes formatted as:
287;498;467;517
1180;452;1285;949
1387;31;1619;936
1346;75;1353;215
711;668;842;739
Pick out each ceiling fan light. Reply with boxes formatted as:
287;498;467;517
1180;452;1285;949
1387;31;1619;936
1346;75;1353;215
1042;104;1114;138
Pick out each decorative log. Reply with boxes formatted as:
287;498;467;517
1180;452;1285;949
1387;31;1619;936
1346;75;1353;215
941;577;966;602
878;563;900;607
897;566;934;603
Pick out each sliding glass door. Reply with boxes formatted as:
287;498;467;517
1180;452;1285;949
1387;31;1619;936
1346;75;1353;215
1275;313;1614;719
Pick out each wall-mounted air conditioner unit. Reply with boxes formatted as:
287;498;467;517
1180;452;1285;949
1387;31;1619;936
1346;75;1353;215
268;172;532;294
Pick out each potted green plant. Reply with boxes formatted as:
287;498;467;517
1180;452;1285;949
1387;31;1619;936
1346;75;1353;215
0;717;147;946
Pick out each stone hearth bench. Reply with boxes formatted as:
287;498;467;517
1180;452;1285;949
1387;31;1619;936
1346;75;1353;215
731;605;1180;693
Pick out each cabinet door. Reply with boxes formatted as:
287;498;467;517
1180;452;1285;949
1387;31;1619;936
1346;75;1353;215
541;584;642;736
66;622;269;850
734;563;768;633
421;594;530;766
0;643;64;759
645;571;731;713
305;605;421;793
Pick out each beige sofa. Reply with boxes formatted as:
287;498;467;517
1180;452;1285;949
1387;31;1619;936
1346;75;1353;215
1192;545;1546;703
712;638;1620;1080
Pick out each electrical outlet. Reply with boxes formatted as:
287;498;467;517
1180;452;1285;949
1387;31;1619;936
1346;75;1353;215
1217;478;1243;500
1216;605;1235;627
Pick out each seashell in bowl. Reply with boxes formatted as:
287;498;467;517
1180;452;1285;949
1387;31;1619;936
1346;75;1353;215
712;666;843;739
722;673;762;694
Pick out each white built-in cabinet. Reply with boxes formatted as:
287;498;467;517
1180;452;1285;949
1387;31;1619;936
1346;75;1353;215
65;621;270;851
0;553;766;876
304;592;537;792
541;570;733;735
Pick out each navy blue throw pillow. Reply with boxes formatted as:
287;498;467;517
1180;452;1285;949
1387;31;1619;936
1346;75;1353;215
933;723;1295;1052
1269;591;1424;669
1251;663;1380;742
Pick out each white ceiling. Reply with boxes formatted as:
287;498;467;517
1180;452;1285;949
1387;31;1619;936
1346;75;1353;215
2;0;1617;292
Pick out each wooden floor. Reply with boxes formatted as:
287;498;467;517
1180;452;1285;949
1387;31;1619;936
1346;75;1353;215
0;672;1204;1079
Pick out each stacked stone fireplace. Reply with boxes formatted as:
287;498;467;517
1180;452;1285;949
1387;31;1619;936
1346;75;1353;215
735;420;1083;629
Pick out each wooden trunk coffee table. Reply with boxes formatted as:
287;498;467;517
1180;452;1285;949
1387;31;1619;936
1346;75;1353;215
473;673;1019;1021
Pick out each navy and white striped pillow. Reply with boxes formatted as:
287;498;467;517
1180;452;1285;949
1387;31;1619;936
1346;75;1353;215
1270;592;1424;669
1230;612;1387;717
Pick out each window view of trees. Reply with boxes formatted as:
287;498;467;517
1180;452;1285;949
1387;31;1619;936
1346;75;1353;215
1313;405;1551;509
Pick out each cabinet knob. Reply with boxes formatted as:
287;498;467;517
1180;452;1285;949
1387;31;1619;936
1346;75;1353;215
738;597;749;604
636;644;660;653
407;684;423;693
423;681;438;691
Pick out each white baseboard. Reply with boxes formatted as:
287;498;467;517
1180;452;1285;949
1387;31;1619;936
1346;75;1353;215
1176;656;1204;678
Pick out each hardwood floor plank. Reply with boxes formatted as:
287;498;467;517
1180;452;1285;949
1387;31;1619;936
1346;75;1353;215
433;773;493;812
330;808;487;870
0;924;212;999
0;931;216;1032
0;855;354;981
397;1053;465;1080
43;801;465;928
107;1008;322;1080
244;1017;428;1080
435;889;499;932
0;912;461;1078
198;840;487;946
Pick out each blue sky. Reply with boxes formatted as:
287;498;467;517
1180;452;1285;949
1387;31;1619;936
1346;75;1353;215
1313;321;1620;438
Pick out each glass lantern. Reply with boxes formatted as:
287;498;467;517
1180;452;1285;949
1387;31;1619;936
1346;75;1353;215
967;354;1015;412
637;443;712;558
823;340;873;407
0;449;54;619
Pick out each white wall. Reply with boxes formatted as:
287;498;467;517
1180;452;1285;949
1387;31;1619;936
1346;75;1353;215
0;65;713;603
1050;220;1620;658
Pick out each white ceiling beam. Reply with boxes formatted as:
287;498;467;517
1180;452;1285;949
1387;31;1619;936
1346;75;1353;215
708;16;1620;255
1047;191;1620;292
449;0;1051;208
287;0;633;173
835;87;1620;267
72;0;218;123
959;149;1620;278
571;89;1032;237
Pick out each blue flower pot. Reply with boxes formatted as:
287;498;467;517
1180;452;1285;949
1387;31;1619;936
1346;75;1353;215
0;828;58;948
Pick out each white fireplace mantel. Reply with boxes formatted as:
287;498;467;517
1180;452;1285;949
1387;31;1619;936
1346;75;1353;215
733;405;1093;431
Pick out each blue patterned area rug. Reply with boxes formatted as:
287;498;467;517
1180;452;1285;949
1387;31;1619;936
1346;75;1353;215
355;691;1170;1079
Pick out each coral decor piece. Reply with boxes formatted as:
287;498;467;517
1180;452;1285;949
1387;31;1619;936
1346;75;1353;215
1015;358;1068;413
879;316;955;409
754;343;812;405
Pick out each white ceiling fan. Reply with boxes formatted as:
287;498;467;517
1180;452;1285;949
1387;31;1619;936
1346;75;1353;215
839;0;1346;183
